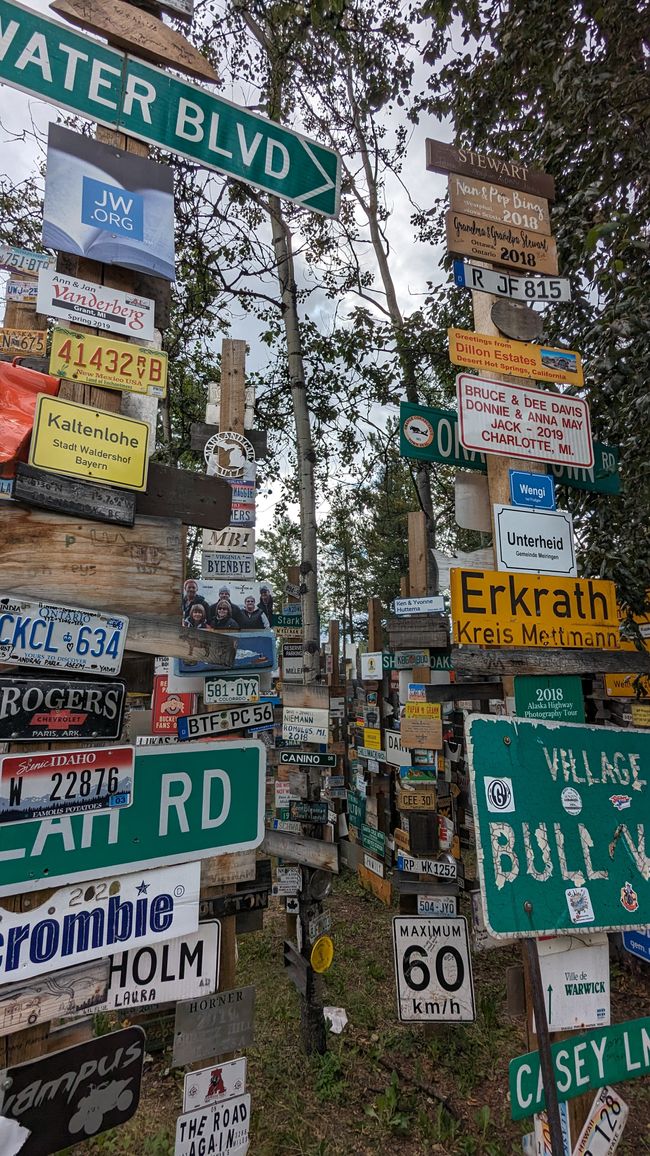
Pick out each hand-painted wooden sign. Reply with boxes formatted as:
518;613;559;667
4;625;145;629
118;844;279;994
449;329;584;386
29;394;150;491
0;740;265;895
0;594;128;675
0;1026;145;1152
399;715;443;750
49;327;168;397
0;327;46;355
183;1058;247;1114
289;800;328;824
448;172;551;233
175;1094;251;1156
177;700;274;740
37;268;155;340
102;920;220;1011
446;211;559;275
0;676;126;741
0;743;134;823
0;960;108;1039
426;139;555;200
51;0;217;81
15;463;137;526
173;985;255;1066
0;863;199;981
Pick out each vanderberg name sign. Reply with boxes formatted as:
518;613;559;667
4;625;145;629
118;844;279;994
450;568;620;649
466;715;650;937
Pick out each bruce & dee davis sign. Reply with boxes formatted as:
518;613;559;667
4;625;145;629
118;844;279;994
466;715;649;937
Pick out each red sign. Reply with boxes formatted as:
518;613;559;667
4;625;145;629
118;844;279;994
151;674;197;735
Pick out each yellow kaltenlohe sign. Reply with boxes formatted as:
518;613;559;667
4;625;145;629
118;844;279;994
49;327;167;398
448;328;584;387
450;568;620;649
30;394;150;491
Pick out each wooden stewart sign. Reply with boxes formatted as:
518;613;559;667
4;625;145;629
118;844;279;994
0;676;126;741
15;463;137;526
0;1027;145;1153
426;138;555;200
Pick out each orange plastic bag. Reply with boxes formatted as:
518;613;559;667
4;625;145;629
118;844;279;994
0;358;60;478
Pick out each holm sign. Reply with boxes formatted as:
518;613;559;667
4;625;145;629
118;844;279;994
466;714;650;937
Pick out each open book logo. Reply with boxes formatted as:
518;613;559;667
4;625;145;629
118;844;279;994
81;178;144;241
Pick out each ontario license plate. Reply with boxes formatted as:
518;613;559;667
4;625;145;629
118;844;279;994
0;595;128;675
0;745;134;823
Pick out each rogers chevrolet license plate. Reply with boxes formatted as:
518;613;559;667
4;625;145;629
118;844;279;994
0;595;128;675
0;745;134;824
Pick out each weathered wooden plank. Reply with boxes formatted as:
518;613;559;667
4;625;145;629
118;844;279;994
15;463;136;526
419;681;504;702
51;0;216;81
452;646;650;676
0;507;183;619
190;422;268;460
339;839;363;871
125;615;236;665
262;828;339;873
135;462;231;529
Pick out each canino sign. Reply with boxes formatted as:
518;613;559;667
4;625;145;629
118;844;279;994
450;569;620;649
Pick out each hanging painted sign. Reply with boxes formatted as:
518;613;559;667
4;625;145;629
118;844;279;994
0;863;199;982
183;1058;247;1114
448;172;551;233
282;706;329;744
0;244;54;274
400;716;443;749
466;714;650;937
509;1017;650;1119
456;374;593;467
0;594;128;676
449;329;584;387
514;675;585;723
0;327;46;355
0;959;109;1038
0;744;134;824
536;934;610;1033
29;394;150;491
0;1027;145;1153
177;700;274;740
0;739;265;895
102;920;220;1011
450;568;620;649
453;259;571;303
493;504;576;576
175;1093;251;1156
392;915;475;1022
0;676;126;742
49;326;167;398
509;470;556;510
426;139;555;199
446;211;559;274
37;269;155;340
6;279;38;303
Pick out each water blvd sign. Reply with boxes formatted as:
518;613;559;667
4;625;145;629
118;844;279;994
450;569;619;649
0;0;340;216
509;1017;650;1119
0;739;265;895
466;714;649;937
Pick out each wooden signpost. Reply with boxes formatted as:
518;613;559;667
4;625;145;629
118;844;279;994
15;463;137;526
446;211;559;274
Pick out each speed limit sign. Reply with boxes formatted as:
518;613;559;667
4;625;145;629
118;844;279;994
392;916;475;1022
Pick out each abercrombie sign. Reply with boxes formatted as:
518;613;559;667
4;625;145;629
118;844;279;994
0;676;126;741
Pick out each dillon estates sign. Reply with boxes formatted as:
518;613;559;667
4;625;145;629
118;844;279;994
0;0;340;216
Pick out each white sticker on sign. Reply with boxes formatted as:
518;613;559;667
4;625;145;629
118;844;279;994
484;776;515;813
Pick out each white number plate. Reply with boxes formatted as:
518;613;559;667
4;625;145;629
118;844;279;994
203;675;260;705
397;853;457;879
573;1087;628;1156
0;745;134;823
0;595;128;675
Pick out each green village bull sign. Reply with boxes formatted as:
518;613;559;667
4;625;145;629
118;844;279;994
466;716;649;937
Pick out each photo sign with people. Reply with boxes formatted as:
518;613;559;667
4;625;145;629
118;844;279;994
182;579;274;632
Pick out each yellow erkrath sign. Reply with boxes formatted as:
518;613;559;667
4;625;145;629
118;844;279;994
448;328;584;387
29;394;150;491
450;568;620;648
49;327;167;397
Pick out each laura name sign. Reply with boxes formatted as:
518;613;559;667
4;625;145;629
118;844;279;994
467;714;650;937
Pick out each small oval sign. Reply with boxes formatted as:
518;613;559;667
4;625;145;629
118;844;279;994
491;299;544;342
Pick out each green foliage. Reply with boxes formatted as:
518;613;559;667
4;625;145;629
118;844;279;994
365;1071;412;1134
256;516;302;592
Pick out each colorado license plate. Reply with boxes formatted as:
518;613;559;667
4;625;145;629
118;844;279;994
0;745;134;823
0;595;128;675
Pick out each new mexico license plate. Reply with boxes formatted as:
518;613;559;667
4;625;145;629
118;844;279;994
0;745;134;824
0;595;128;675
49;327;167;397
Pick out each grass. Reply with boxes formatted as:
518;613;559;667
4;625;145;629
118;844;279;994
65;872;649;1155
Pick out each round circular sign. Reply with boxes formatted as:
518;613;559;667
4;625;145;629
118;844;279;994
403;415;434;450
561;786;582;816
310;934;334;973
204;430;256;478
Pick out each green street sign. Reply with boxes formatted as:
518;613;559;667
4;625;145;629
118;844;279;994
361;823;385;857
399;402;620;494
347;791;365;829
0;0;340;216
0;740;265;896
514;676;585;723
510;1017;650;1119
467;715;649;937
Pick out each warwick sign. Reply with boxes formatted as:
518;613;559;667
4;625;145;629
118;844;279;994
0;0;340;216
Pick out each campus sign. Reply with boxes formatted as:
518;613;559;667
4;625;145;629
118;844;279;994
0;739;266;895
466;714;650;937
0;0;340;216
450;569;620;649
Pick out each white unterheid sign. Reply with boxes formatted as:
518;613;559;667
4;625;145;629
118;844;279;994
0;863;200;982
282;707;329;744
457;373;593;467
392;916;475;1022
37;269;155;340
494;504;576;576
